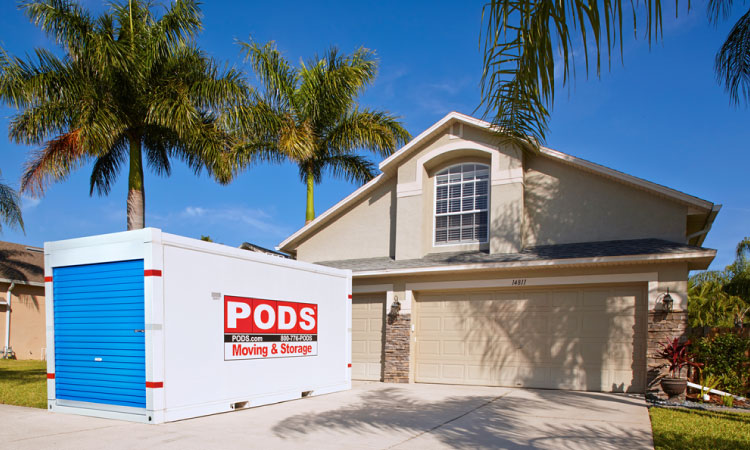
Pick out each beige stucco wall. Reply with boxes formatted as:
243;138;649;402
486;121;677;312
295;176;397;262
352;261;689;384
355;261;689;311
290;120;692;263
395;125;525;259
523;154;687;246
0;283;46;360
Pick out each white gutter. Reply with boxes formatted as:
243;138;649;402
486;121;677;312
0;278;44;288
686;204;722;247
3;282;15;357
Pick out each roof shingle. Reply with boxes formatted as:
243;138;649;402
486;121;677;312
0;241;45;283
317;239;712;272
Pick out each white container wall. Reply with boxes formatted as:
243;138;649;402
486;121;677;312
44;229;352;423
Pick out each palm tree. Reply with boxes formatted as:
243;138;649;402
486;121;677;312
0;0;246;230
0;170;24;233
479;1;748;149
689;237;750;328
236;41;410;224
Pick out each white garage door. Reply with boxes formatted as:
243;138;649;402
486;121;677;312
351;294;385;381
415;285;646;392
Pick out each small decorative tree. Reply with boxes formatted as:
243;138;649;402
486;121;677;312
656;337;703;400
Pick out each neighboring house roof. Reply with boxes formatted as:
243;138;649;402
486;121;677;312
279;112;719;252
239;242;290;259
0;241;45;286
316;239;716;276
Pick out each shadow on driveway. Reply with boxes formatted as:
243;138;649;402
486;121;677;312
272;384;653;449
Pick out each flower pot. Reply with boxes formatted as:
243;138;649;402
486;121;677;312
660;377;687;398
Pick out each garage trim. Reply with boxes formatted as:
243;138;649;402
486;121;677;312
352;284;398;313
405;272;663;309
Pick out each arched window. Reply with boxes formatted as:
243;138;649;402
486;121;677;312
434;163;489;244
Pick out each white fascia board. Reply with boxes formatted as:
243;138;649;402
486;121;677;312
538;147;714;210
278;174;386;251
695;204;722;247
350;250;716;278
383;112;715;211
379;112;494;171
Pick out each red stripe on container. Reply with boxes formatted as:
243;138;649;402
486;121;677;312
347;363;352;368
146;381;163;388
347;294;352;299
47;373;55;379
144;270;162;277
44;276;53;282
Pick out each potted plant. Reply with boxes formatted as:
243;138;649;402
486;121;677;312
656;337;702;399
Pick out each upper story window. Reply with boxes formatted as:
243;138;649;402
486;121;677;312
434;163;489;244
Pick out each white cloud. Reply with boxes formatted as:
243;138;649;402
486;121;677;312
21;195;40;211
182;206;207;217
168;205;290;238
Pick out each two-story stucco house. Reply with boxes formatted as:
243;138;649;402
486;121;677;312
278;112;719;397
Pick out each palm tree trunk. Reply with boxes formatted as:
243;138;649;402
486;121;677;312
127;135;145;230
305;167;315;224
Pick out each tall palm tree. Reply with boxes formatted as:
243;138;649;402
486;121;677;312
0;170;24;233
236;41;410;224
0;0;246;230
479;1;748;149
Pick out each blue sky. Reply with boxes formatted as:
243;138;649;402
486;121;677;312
0;1;747;270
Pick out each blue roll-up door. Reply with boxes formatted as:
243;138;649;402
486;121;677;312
53;259;146;409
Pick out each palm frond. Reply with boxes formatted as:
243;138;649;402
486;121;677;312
0;173;24;233
298;46;377;124
89;135;128;195
20;129;89;196
317;153;376;185
707;0;736;24
326;109;410;157
479;0;666;148
715;7;750;105
20;0;93;55
240;40;298;110
150;0;201;50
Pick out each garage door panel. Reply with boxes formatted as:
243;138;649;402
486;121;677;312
351;294;385;381
415;286;646;393
418;317;442;331
442;340;465;355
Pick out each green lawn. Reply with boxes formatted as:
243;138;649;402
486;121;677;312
0;360;47;409
650;407;750;450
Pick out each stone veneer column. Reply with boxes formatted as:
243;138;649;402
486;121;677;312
383;312;410;383
646;310;689;401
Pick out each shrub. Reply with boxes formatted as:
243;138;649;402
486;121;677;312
692;334;750;396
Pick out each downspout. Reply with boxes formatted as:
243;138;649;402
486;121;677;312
4;282;15;357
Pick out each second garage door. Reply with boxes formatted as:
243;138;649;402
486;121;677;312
415;285;646;392
351;294;385;381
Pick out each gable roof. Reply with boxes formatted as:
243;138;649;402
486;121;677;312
0;240;45;285
279;112;718;252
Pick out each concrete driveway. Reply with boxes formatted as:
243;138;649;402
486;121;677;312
0;382;653;449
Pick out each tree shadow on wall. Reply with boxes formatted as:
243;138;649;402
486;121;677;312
446;181;648;394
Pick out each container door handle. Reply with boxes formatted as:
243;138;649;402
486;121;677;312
134;329;145;333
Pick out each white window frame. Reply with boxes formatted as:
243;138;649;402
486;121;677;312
433;163;490;246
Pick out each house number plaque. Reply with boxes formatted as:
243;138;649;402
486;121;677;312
511;279;527;286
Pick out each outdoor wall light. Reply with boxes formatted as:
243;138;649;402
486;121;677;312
661;288;674;313
387;295;401;323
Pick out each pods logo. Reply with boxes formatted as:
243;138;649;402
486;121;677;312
223;296;318;361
